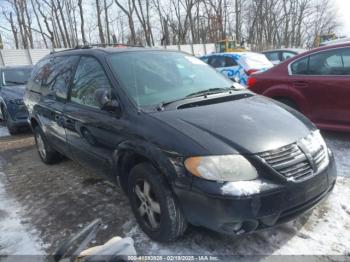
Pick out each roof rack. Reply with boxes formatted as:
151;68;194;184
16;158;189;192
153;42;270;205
50;43;144;54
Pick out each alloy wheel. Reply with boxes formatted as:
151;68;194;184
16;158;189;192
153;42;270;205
134;179;161;230
36;132;47;159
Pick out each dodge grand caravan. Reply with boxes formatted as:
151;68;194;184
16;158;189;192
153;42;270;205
24;47;337;242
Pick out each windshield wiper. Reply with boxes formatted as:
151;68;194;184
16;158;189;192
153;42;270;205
185;87;232;98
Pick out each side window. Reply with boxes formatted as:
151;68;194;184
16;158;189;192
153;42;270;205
342;49;350;74
291;56;309;75
224;57;238;67
43;56;78;100
70;56;112;108
308;49;350;75
281;52;295;61
209;56;226;68
265;52;280;61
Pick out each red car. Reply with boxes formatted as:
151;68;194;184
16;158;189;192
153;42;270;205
248;43;350;132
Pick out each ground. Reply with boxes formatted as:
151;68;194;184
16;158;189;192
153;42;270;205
0;123;349;258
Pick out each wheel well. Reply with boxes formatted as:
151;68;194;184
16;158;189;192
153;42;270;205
118;151;149;193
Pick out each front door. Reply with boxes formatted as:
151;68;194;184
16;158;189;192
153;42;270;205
64;56;125;176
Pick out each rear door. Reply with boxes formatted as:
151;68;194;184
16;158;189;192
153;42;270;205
290;47;350;127
64;56;124;176
33;56;78;156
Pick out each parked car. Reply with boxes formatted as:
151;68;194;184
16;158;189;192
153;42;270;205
200;52;273;85
0;65;33;134
248;43;350;132
262;48;307;65
24;47;336;242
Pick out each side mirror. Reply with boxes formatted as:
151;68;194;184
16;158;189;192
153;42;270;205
94;89;121;113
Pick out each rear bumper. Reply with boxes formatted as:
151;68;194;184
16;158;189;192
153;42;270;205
174;155;336;235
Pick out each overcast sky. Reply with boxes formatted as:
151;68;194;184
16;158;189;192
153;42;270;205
334;0;350;37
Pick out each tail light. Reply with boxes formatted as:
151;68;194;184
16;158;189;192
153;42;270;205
245;69;260;76
247;77;257;88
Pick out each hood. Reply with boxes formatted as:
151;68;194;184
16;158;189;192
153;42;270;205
151;95;314;155
1;85;26;99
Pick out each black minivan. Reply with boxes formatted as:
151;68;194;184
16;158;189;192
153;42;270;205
24;47;336;242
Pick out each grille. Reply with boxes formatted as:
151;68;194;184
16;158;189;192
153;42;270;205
258;133;328;181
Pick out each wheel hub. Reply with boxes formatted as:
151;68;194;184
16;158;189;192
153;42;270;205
135;180;161;230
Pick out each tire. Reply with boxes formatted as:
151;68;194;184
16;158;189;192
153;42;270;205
33;126;61;164
2;107;18;135
128;162;187;242
276;98;299;111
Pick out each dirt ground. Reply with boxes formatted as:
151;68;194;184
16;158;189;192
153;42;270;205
0;124;350;257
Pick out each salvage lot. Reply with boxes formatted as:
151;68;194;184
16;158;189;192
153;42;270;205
0;124;350;257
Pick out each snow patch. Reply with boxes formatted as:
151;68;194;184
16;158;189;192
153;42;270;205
0;126;10;138
0;172;45;255
221;180;266;196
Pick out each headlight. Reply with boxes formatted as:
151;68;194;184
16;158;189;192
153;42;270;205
313;130;330;168
184;155;258;182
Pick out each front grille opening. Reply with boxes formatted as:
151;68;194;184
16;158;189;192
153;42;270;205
257;135;328;182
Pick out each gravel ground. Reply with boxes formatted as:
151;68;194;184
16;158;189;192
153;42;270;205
0;123;349;258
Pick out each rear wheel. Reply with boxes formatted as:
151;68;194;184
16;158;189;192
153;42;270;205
34;126;61;164
128;162;187;242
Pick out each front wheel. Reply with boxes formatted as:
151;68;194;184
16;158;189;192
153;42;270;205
128;162;187;242
34;126;61;164
2;107;18;135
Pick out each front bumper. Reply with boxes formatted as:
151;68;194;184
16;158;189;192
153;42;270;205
174;154;337;235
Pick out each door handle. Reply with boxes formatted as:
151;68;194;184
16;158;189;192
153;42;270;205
293;81;308;88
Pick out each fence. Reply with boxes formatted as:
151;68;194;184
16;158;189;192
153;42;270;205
0;43;216;67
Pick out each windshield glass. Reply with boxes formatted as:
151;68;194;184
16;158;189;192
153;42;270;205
1;68;32;86
109;51;234;107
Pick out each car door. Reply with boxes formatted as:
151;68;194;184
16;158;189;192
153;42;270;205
64;56;125;176
209;55;240;80
290;47;350;127
34;56;79;156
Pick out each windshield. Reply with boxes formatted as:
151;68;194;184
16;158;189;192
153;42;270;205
109;51;234;107
1;68;32;86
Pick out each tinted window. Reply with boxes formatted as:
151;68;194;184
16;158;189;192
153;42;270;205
308;48;350;75
209;56;226;68
1;68;32;86
224;57;238;67
43;56;78;100
291;56;309;75
265;52;280;61
281;52;295;61
70;56;112;108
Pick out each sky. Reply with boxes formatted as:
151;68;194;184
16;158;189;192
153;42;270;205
334;0;350;37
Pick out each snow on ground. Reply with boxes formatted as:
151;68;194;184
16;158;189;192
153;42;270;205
0;172;45;255
0;128;349;257
122;177;350;256
0;126;10;138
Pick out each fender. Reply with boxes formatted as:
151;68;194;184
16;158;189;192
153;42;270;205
262;84;310;115
113;139;188;187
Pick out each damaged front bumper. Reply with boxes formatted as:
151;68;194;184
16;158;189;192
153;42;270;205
173;154;337;235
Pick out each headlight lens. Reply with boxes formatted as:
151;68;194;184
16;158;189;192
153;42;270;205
184;155;258;182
